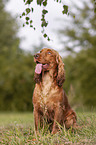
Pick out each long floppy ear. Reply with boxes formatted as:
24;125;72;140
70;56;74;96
56;54;65;87
34;73;42;84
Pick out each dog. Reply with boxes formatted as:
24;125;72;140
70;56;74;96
33;48;77;134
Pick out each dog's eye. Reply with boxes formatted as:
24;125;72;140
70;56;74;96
48;52;51;55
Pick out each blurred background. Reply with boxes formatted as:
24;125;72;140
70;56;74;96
0;0;96;112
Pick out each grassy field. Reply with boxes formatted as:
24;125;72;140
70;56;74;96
0;111;96;145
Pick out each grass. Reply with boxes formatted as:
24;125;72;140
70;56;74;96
0;111;96;145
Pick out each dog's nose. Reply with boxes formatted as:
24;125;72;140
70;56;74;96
34;54;40;59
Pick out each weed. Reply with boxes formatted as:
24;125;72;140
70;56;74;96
0;112;96;144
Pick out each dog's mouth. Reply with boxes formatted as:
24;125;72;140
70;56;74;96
35;61;49;74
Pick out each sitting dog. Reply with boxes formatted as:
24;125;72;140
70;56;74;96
33;48;77;134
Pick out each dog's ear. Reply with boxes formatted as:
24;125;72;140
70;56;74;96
34;73;42;84
56;54;65;87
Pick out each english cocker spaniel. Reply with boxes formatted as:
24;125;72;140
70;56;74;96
33;48;77;134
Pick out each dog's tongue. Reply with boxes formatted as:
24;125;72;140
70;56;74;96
35;64;42;74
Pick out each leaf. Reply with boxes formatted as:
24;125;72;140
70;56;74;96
26;17;30;21
26;8;31;14
47;37;50;41
26;21;29;25
30;25;33;27
62;10;64;15
23;24;25;27
37;0;43;6
31;7;34;12
42;9;48;14
43;33;47;38
42;14;45;19
43;0;47;6
62;5;68;14
25;0;33;5
22;12;25;16
30;20;33;23
41;18;45;21
23;0;25;2
41;21;48;27
45;22;48;27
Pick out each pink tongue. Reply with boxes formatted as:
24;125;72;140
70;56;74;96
35;64;42;74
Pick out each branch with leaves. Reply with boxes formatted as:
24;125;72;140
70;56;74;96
20;0;69;41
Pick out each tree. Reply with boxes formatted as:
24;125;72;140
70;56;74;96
0;0;35;111
0;0;20;53
58;0;96;52
63;49;96;108
59;0;96;108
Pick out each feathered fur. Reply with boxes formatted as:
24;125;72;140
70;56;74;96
33;48;77;134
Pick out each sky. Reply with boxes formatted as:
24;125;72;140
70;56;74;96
5;0;72;54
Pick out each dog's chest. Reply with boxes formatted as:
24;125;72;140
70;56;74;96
42;74;52;98
36;73;58;110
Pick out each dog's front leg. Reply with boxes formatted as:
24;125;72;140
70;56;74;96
34;107;39;132
52;106;63;134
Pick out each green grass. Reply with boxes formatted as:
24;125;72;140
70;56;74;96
0;111;96;145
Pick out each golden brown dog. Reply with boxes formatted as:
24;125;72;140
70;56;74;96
33;48;77;134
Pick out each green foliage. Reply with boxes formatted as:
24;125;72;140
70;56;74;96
21;0;69;41
0;0;35;111
75;49;96;106
0;1;19;52
59;0;96;52
63;48;96;108
59;0;96;107
0;51;35;111
62;5;69;15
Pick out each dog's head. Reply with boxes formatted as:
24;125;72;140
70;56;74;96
34;48;65;87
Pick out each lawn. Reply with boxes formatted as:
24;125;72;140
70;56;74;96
0;111;96;145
